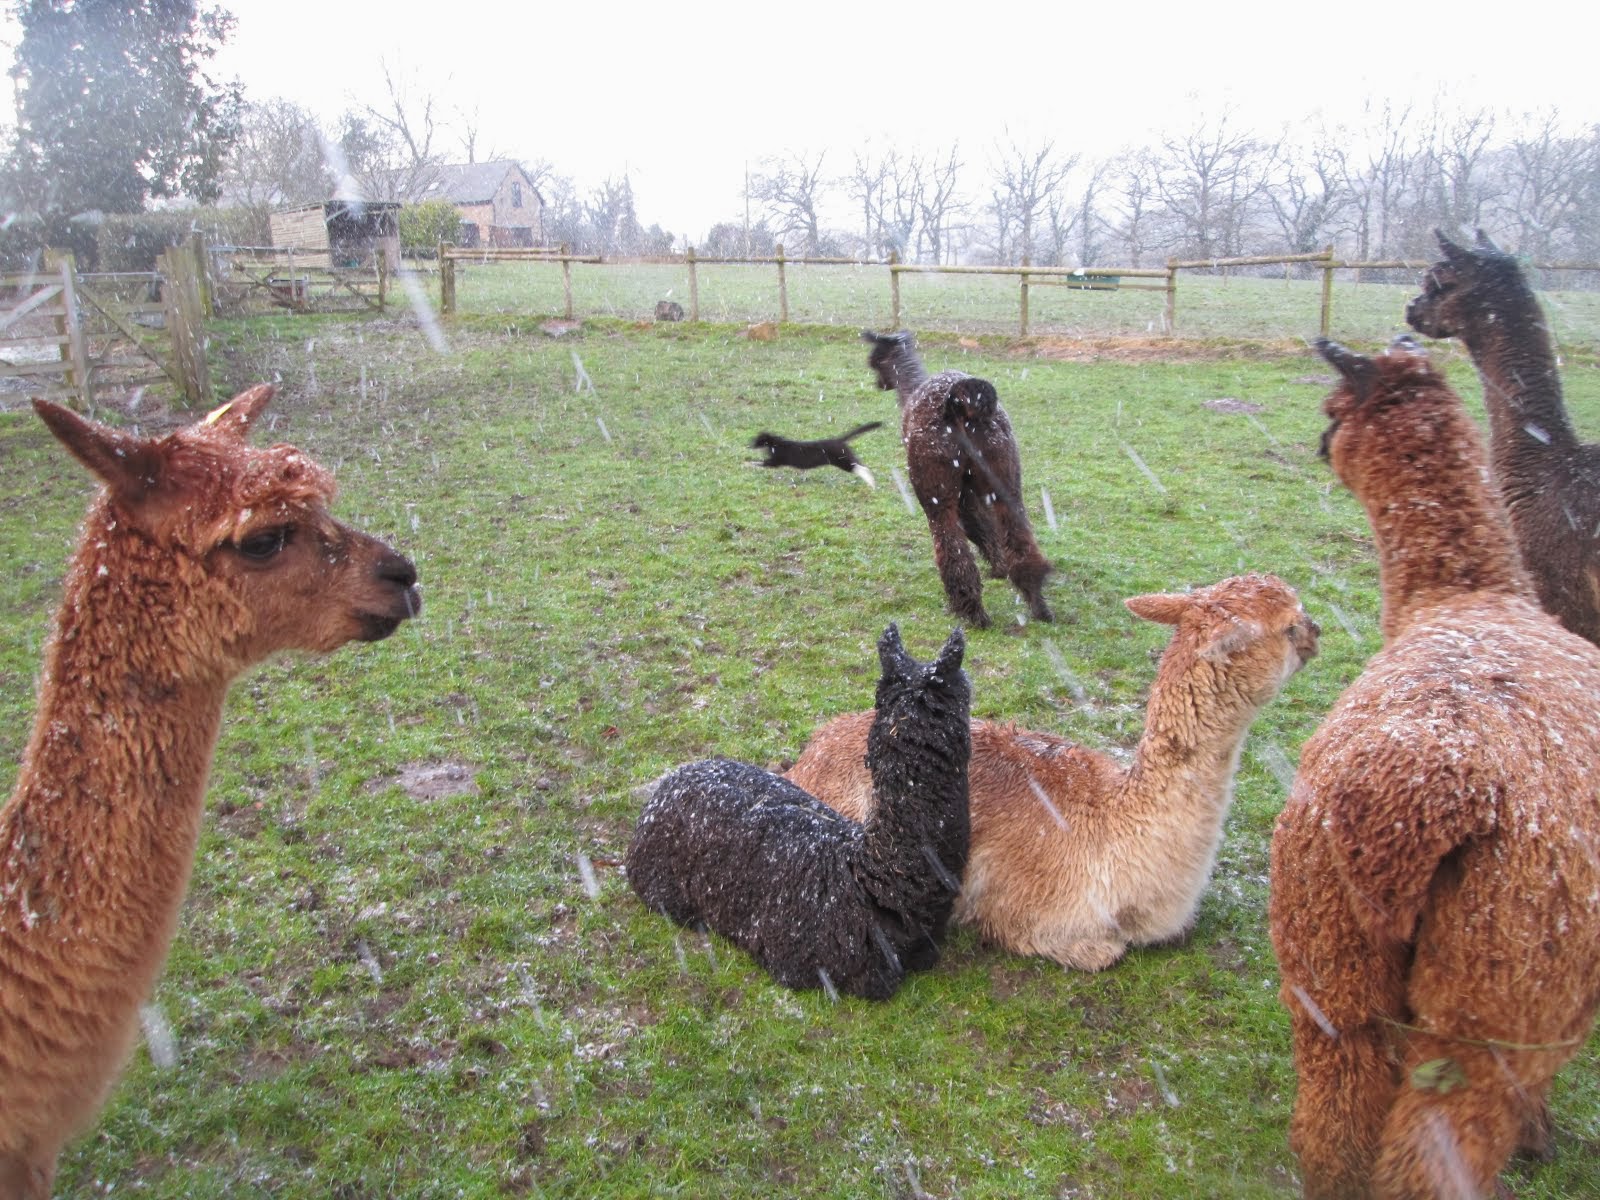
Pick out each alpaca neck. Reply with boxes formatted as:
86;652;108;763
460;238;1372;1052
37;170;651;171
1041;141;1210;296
861;726;968;868
1362;467;1527;641
1119;661;1262;846
885;346;929;409
3;519;231;975
1460;301;1575;473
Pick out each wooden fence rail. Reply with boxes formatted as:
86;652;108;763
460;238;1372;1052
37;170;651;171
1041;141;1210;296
420;240;1599;340
1;248;210;409
438;244;603;318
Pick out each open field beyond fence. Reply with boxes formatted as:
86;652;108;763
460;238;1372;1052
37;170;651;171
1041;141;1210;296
2;314;1598;1198
431;258;1600;349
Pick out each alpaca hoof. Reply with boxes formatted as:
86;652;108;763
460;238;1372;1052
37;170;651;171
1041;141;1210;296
961;607;992;629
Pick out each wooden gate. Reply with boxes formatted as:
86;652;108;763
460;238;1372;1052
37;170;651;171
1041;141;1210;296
0;248;211;410
0;254;92;406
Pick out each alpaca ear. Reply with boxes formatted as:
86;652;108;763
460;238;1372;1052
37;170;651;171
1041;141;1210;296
877;623;909;673
931;627;965;674
201;383;275;439
1436;229;1469;262
1315;338;1379;402
1474;228;1503;254
1125;592;1190;626
1388;333;1428;359
33;399;166;506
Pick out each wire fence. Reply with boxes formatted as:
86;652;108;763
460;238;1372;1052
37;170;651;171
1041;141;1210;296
426;246;1600;350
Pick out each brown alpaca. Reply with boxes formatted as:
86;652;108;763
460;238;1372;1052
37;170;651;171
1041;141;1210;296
861;330;1053;628
1405;229;1600;647
787;574;1318;969
0;387;421;1199
1270;337;1600;1200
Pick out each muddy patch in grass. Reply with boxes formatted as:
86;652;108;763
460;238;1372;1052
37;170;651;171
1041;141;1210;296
369;760;480;801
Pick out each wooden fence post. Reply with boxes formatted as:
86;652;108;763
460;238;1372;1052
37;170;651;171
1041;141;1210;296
189;231;215;317
46;251;93;409
158;245;211;406
686;245;699;322
376;246;388;312
560;242;574;319
776;243;788;323
889;250;900;329
439;243;456;314
1019;255;1031;337
1318;244;1335;337
1164;258;1178;335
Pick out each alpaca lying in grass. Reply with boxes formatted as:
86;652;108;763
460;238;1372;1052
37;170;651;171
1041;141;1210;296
1406;229;1600;647
1270;337;1600;1199
751;420;883;486
862;330;1053;628
0;388;421;1199
626;625;970;1000
787;574;1317;970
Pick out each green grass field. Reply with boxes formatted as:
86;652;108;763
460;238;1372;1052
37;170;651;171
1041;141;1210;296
3;308;1600;1198
437;257;1600;347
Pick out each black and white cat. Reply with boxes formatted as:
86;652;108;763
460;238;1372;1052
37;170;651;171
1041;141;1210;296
751;421;884;487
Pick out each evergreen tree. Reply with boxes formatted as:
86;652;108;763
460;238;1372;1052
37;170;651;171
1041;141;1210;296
6;0;242;216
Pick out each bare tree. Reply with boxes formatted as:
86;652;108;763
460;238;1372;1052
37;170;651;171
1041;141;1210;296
1155;111;1267;261
1487;110;1590;260
845;150;890;258
1106;148;1162;267
219;99;334;230
987;135;1078;263
912;146;965;264
1413;103;1499;249
750;151;829;255
1262;133;1349;256
348;61;445;202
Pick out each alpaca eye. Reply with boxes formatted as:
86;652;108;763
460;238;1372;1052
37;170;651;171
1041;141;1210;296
236;527;292;562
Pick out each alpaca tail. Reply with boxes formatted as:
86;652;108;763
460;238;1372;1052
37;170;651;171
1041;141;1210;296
840;421;885;443
943;377;998;424
851;463;877;488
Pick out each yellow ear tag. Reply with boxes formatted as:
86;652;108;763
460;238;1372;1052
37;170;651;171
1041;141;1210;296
202;399;236;426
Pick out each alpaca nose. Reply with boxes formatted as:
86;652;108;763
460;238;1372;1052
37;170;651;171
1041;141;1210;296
377;550;418;589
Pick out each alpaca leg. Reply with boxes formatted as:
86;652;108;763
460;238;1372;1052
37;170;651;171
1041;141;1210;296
958;490;1007;579
0;1148;55;1200
925;506;989;628
993;502;1053;622
1287;1017;1397;1200
1371;1041;1545;1199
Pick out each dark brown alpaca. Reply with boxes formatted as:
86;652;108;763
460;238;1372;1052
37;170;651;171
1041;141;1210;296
1270;337;1600;1200
1;387;421;1198
1405;229;1600;647
861;330;1053;628
751;421;884;487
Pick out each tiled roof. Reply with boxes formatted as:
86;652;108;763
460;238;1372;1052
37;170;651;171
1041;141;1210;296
413;161;535;204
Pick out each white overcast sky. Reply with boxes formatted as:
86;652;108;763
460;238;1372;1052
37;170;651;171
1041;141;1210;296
4;1;1595;239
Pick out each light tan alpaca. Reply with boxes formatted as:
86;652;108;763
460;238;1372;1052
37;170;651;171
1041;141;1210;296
0;388;421;1199
787;574;1318;970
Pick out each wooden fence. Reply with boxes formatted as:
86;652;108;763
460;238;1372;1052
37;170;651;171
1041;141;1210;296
209;244;388;315
438;244;601;317
0;245;211;409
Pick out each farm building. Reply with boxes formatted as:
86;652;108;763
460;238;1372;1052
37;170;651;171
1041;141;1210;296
267;201;401;269
412;161;545;249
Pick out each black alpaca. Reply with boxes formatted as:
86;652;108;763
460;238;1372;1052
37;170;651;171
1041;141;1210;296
1406;229;1600;647
625;625;971;1001
751;421;884;487
862;329;1053;628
